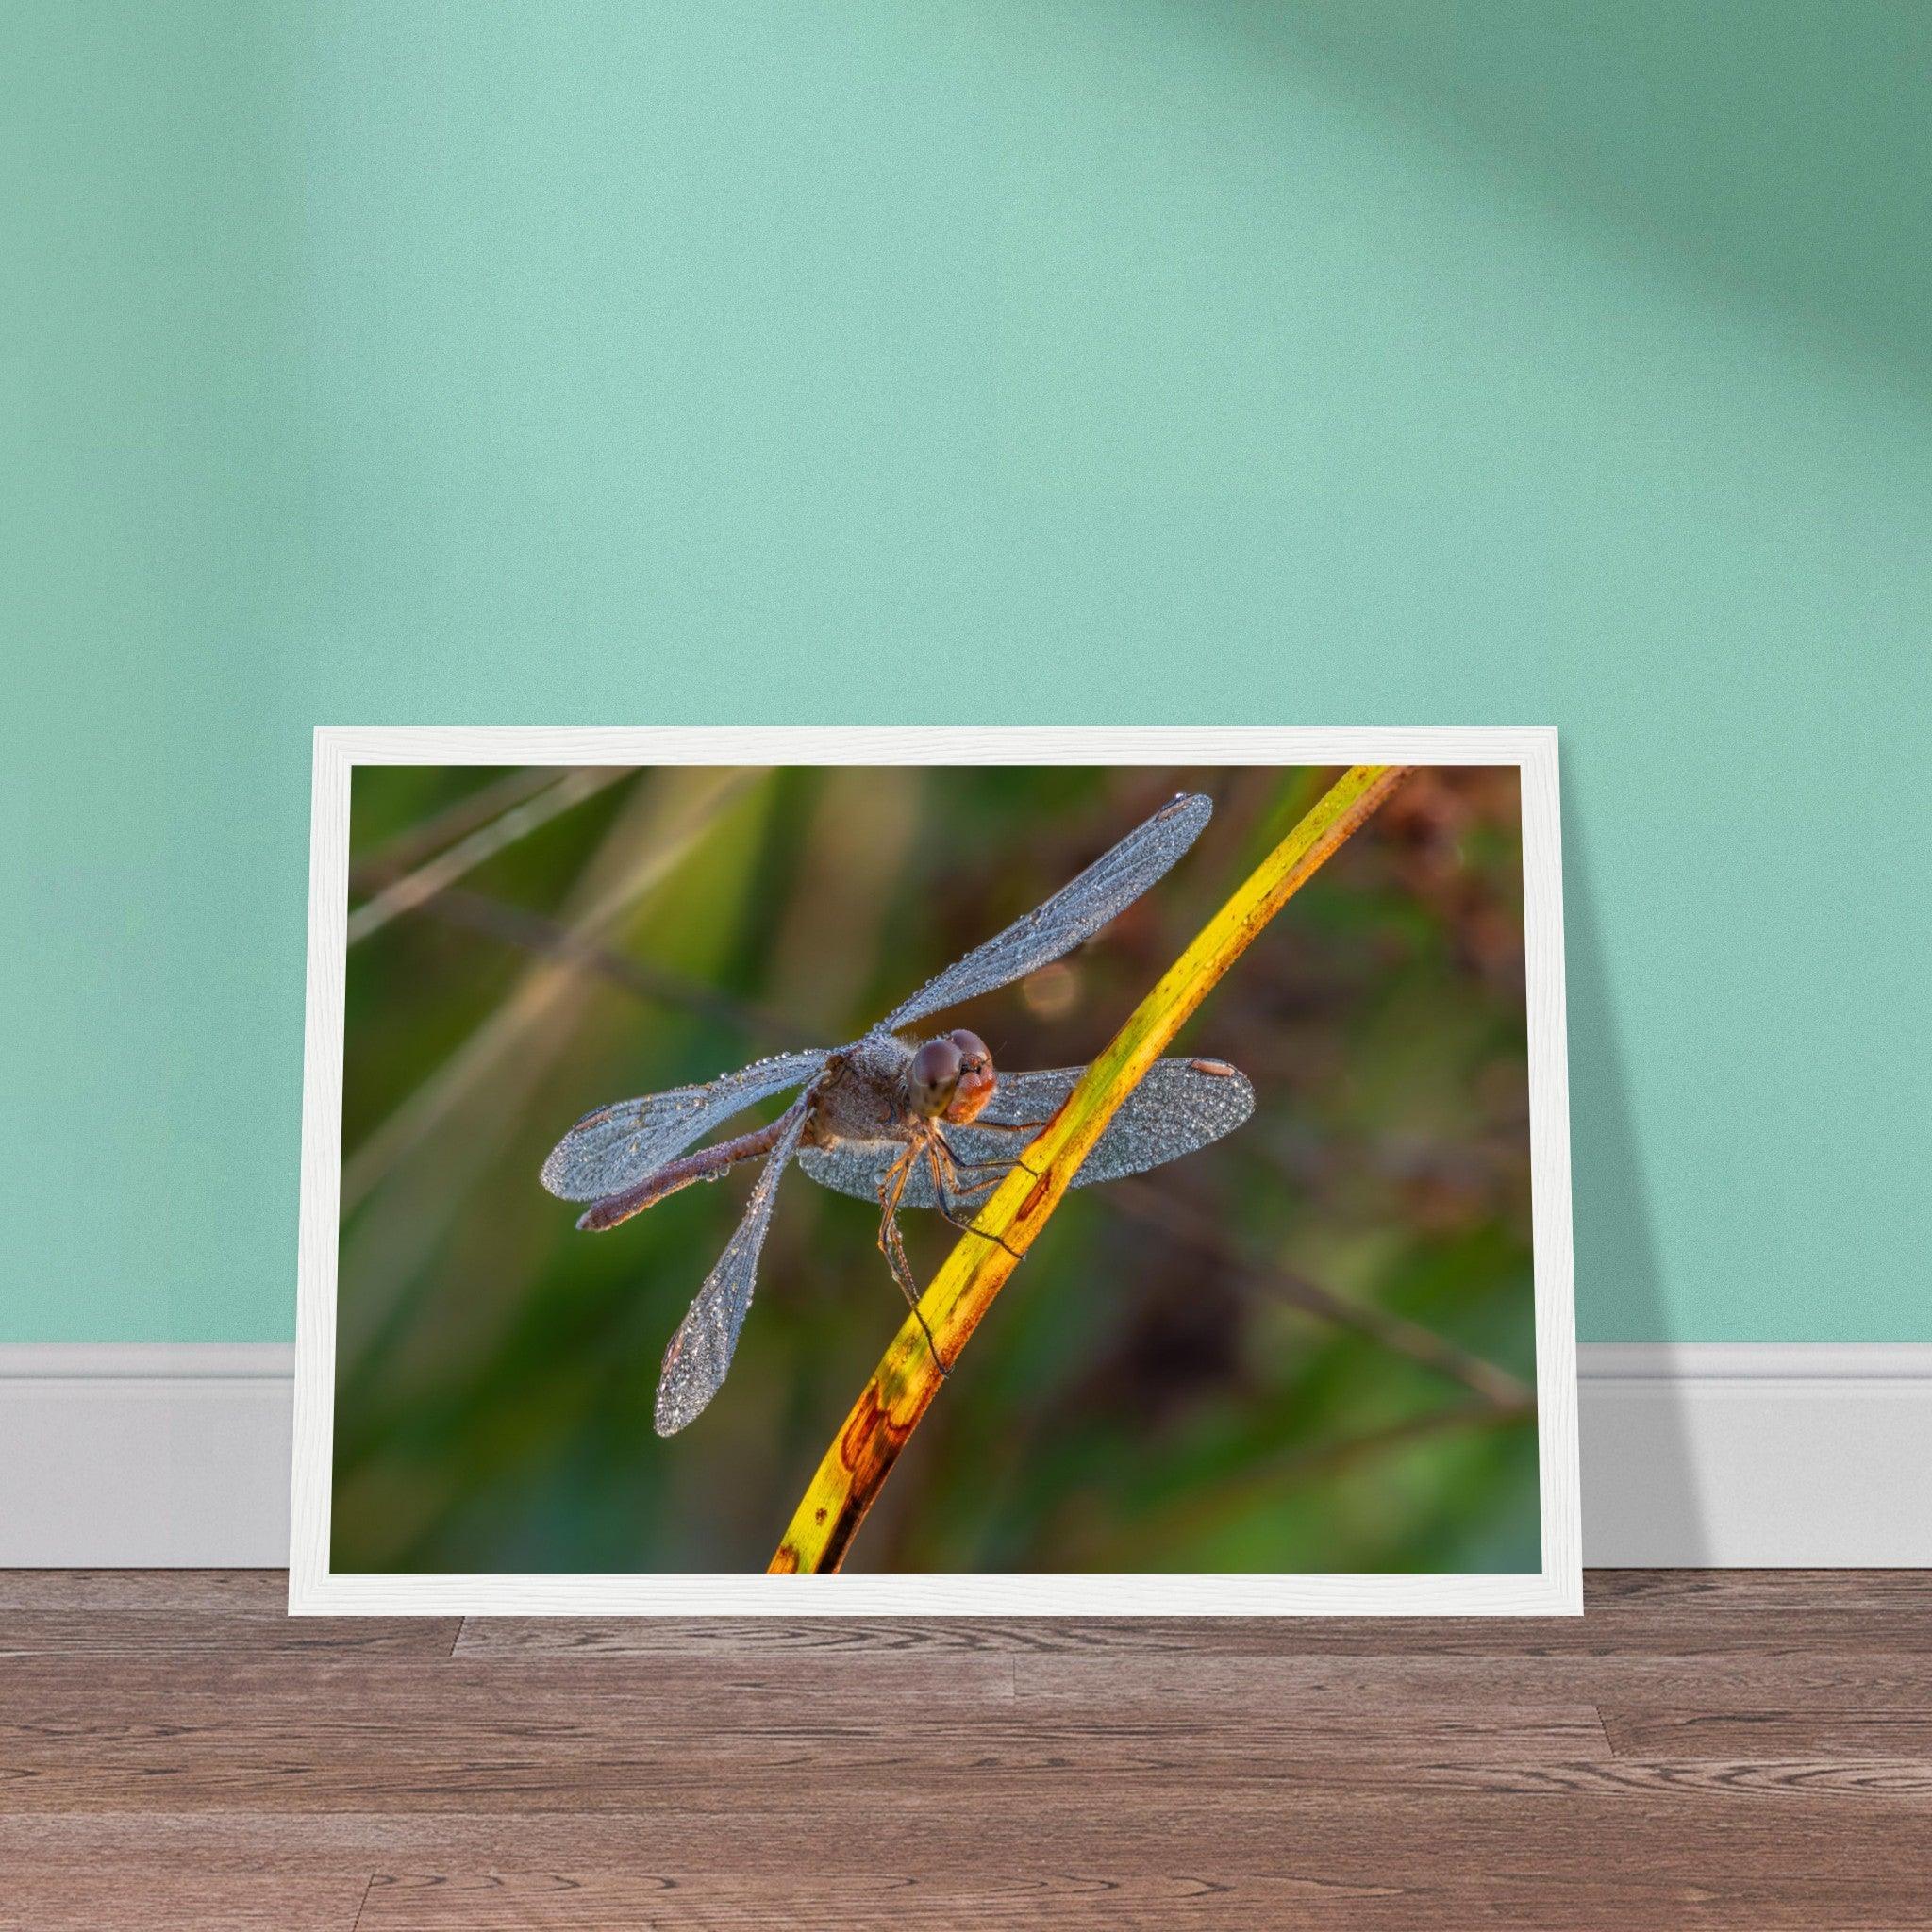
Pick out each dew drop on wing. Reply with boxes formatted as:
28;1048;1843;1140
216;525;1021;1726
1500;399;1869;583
880;792;1213;1032
539;1047;829;1203
652;1107;809;1437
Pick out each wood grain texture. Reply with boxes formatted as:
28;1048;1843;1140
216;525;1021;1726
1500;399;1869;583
1603;1707;1932;1757
457;1614;1932;1658
0;1570;458;1658
1011;1652;1932;1708
4;1572;1932;1928
347;1868;1932;1931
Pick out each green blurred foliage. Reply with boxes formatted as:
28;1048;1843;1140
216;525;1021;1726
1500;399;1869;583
332;765;1539;1574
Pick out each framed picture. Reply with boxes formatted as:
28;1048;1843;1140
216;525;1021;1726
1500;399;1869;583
291;728;1577;1614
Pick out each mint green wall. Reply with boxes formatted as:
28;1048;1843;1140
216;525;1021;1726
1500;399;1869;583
5;4;1926;1344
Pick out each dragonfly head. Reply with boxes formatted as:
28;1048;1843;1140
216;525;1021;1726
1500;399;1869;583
907;1029;996;1124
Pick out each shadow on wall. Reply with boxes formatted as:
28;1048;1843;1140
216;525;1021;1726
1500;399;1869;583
1211;0;1932;400
1181;0;1932;1559
1561;762;1707;1561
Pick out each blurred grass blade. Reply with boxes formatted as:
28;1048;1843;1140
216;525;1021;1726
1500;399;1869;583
770;764;1412;1574
392;885;817;1045
341;767;755;1215
350;765;564;885
347;767;629;944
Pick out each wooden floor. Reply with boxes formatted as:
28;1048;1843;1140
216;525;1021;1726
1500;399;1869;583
3;1573;1930;1929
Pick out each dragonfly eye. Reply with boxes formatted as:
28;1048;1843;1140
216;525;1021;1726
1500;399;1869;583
946;1028;991;1072
908;1037;964;1118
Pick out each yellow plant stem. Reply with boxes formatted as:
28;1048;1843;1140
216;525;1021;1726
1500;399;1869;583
769;764;1411;1574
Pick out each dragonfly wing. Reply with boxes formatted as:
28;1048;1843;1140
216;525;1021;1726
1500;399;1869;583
795;1058;1254;1207
967;1058;1255;1187
797;1138;942;1210
653;1106;808;1437
541;1049;829;1202
1065;1058;1253;1186
881;793;1212;1032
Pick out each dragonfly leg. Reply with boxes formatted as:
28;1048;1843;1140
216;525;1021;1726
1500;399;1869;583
955;1113;1050;1176
875;1151;948;1375
941;1165;1008;1193
944;1148;1016;1175
925;1140;1025;1263
941;1124;1039;1190
874;1141;918;1254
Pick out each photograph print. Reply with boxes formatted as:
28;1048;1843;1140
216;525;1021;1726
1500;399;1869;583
293;730;1576;1613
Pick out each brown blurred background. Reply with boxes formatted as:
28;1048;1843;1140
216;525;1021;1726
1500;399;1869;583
333;764;1538;1574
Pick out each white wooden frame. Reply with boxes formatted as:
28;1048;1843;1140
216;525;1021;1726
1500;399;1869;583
291;728;1578;1615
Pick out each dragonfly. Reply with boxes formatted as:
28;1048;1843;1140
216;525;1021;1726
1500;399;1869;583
541;791;1255;1436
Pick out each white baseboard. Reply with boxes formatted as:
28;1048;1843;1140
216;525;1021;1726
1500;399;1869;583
2;1343;1928;1570
0;1345;294;1567
1576;1344;1932;1567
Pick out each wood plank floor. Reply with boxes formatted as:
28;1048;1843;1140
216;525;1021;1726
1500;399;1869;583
2;1572;1929;1928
